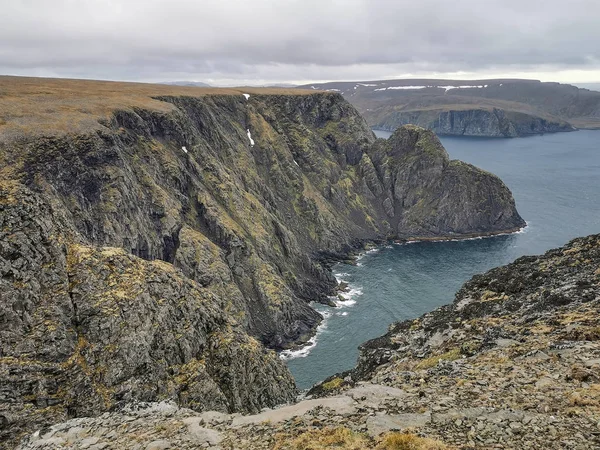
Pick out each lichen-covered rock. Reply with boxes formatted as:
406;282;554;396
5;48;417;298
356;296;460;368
0;183;295;447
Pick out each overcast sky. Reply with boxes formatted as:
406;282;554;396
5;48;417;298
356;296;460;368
2;0;599;85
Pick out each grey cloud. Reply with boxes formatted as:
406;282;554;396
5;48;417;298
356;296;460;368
1;0;599;83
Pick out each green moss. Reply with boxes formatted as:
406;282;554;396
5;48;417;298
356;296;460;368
322;376;344;391
414;348;462;370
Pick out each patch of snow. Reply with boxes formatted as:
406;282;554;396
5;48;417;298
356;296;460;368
293;159;299;166
246;129;254;147
243;93;250;100
326;88;341;92
357;83;378;87
374;86;427;91
499;83;503;87
181;146;188;153
310;86;317;90
374;85;490;93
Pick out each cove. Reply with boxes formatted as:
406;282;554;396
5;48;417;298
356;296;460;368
285;129;600;389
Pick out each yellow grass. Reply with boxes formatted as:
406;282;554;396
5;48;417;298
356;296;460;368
0;75;325;142
272;427;449;450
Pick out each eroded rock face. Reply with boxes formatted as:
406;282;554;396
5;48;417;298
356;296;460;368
0;183;295;447
0;89;523;447
361;125;525;238
372;108;574;137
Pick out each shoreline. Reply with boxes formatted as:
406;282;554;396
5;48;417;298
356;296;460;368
394;224;527;244
279;224;528;361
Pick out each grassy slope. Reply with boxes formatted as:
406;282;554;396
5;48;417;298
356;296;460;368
0;76;321;141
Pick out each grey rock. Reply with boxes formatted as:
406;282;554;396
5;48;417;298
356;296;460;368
145;440;171;450
366;412;431;437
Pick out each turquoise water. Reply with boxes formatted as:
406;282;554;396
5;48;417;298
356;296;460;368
285;129;600;389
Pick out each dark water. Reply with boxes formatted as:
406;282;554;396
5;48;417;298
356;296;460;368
285;129;600;389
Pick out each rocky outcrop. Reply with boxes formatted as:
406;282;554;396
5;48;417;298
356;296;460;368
0;77;524;447
0;182;296;447
361;125;525;238
372;108;575;137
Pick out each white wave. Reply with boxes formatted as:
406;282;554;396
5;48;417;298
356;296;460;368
279;310;331;360
394;224;529;245
334;272;350;283
280;282;364;360
335;286;363;307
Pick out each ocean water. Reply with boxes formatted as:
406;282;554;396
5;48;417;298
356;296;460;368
285;129;600;389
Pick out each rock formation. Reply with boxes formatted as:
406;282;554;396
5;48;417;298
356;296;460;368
372;108;574;138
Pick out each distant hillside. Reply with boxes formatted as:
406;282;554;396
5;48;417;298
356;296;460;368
161;80;212;87
299;79;600;136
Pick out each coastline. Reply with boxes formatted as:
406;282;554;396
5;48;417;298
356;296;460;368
279;224;528;362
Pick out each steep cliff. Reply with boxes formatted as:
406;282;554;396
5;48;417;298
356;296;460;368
371;107;574;137
0;76;524;447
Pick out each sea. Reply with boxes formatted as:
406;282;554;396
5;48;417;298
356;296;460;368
284;129;600;389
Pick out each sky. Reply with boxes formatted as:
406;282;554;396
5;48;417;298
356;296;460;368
2;0;600;86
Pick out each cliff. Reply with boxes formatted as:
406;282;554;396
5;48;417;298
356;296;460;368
301;78;600;136
370;107;574;137
14;235;600;449
0;76;523;447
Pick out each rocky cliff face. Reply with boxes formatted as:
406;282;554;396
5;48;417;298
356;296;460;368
0;77;524;447
360;125;524;238
371;108;575;137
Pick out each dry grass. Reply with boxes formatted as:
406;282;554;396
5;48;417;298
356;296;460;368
272;427;449;450
0;75;323;142
273;427;369;450
273;427;449;450
378;433;449;450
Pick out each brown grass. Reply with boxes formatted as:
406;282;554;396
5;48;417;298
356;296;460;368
272;427;449;450
0;75;324;142
378;433;449;450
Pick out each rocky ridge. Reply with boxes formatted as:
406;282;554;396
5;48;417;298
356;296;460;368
371;108;574;138
15;234;600;449
0;77;523;447
301;78;600;136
